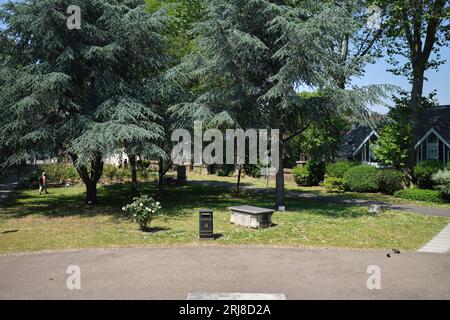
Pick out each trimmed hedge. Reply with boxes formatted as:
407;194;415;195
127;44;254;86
394;188;446;204
343;165;379;193
326;161;357;178
377;169;404;194
413;160;443;189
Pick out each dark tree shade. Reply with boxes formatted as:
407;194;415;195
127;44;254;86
0;0;169;203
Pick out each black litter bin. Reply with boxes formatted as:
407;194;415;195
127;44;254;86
199;209;213;240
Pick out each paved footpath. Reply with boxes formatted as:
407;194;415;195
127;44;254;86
0;247;449;299
420;223;450;253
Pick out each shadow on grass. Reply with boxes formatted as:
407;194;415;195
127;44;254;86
141;226;170;233
0;180;373;221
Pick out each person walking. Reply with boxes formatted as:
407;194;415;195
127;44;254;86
38;172;48;195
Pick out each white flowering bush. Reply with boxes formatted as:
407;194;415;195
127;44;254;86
432;169;450;197
122;195;161;231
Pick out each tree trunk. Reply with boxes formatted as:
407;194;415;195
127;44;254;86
85;179;97;204
275;141;285;209
176;165;187;186
236;166;242;197
71;154;103;204
158;157;164;196
405;64;426;179
129;154;137;191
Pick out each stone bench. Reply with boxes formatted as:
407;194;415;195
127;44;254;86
229;205;274;229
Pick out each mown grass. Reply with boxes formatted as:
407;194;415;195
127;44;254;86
0;174;448;254
188;172;450;209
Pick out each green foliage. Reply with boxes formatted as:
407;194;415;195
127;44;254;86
326;161;358;179
122;195;162;231
394;188;446;204
293;160;326;187
216;165;235;177
243;163;262;178
306;160;326;186
377;169;404;195
322;177;345;193
297;114;350;163
432;170;450;196
0;0;168;202
375;0;449;80
293;166;310;187
373;123;413;169
343;165;379;193
413;160;443;189
40;164;79;183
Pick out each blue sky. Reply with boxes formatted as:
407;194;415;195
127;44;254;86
0;0;449;114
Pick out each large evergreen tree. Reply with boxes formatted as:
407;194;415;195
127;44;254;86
0;0;168;203
177;0;387;208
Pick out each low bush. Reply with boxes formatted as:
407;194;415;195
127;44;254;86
216;164;235;176
40;163;79;183
413;160;443;189
394;188;446;204
326;161;357;178
293;160;326;186
122;195;162;231
243;163;262;178
322;177;345;193
293;166;310;186
432;169;450;197
343;165;379;193
306;160;326;185
377;169;404;194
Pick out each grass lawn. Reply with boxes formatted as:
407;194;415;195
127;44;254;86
187;172;450;209
0;173;448;254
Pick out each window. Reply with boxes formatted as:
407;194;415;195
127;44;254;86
427;134;438;160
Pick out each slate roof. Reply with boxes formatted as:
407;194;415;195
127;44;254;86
338;125;376;158
414;105;450;144
339;105;450;158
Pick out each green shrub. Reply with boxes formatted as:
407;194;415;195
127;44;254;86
293;166;310;186
394;188;446;204
103;165;118;181
413;160;443;189
343;165;379;193
432;169;450;197
40;163;79;183
122;194;162;231
377;169;404;194
243;163;262;178
306;160;326;185
216;164;235;176
292;160;326;186
326;161;357;178
322;177;345;193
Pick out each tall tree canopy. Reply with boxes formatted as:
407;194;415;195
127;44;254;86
176;0;388;207
376;0;449;171
0;0;168;203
